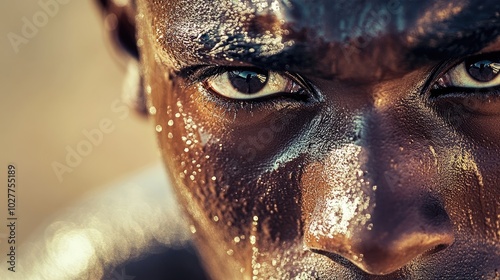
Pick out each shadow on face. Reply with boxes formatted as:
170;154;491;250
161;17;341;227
97;0;500;279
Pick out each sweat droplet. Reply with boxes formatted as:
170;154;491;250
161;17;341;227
149;106;157;115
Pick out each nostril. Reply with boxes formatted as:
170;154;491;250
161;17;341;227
309;248;362;272
423;243;450;257
304;193;455;275
433;243;448;252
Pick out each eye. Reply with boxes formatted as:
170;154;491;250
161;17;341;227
204;68;305;100
430;52;500;118
434;52;500;89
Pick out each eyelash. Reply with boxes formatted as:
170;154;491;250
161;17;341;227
429;85;500;99
180;66;227;85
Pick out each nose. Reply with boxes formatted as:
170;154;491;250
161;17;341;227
305;190;455;275
301;92;458;275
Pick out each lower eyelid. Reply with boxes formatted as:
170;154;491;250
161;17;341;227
430;84;500;98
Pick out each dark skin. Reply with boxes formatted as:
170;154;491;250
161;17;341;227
98;0;500;278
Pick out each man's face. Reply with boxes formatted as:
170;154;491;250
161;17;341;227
135;0;499;278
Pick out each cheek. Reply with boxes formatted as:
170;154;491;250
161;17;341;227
440;146;500;239
146;69;313;256
147;73;256;274
465;116;500;141
149;77;229;221
146;74;327;279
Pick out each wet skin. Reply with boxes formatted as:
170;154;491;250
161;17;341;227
104;0;500;278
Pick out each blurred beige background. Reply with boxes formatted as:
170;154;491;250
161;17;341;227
0;0;159;250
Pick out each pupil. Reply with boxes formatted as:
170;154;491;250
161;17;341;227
466;58;500;82
228;69;268;94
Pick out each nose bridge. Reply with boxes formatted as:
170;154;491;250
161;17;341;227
303;110;455;275
304;142;373;241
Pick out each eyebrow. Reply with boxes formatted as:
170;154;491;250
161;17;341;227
158;1;500;79
406;1;500;60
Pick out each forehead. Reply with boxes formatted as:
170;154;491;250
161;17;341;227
146;0;500;79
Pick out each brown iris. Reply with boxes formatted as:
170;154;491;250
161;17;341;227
465;55;500;82
228;69;269;94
